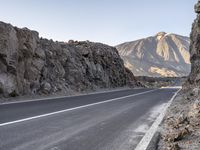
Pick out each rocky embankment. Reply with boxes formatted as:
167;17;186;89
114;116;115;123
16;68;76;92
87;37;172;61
0;21;139;98
136;76;186;88
157;2;200;149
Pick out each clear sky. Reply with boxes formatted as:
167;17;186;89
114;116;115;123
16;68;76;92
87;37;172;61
0;0;197;46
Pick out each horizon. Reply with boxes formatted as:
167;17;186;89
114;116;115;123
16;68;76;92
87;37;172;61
1;1;200;149
0;21;189;46
0;0;196;46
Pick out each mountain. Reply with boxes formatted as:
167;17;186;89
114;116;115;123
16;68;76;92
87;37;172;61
116;32;190;77
0;21;138;97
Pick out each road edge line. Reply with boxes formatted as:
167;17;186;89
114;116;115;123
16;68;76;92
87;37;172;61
0;89;157;127
135;88;182;150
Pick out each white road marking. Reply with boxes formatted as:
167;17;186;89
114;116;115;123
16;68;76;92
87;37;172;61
160;86;182;89
135;88;181;150
0;89;157;127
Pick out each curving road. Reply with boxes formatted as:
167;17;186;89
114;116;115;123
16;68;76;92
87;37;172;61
0;88;179;150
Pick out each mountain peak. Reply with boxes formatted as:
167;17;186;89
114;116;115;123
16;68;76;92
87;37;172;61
156;32;167;40
116;33;190;77
156;32;167;36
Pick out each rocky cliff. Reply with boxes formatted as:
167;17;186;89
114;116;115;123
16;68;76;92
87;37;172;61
0;21;137;97
187;1;200;89
116;33;190;77
157;2;200;149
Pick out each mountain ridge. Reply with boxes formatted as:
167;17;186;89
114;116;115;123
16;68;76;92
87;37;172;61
116;32;190;77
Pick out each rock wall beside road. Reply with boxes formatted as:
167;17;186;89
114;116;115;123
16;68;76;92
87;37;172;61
186;1;200;90
0;21;138;97
158;2;200;149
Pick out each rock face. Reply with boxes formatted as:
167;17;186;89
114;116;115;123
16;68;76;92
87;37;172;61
187;1;200;89
116;33;190;77
0;21;137;97
158;2;200;149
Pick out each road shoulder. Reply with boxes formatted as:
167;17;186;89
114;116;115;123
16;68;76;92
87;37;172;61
135;88;181;150
157;88;200;149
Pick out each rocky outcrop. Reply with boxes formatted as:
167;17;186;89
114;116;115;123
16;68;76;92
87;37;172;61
158;1;200;149
186;1;200;90
116;33;190;77
0;21;138;97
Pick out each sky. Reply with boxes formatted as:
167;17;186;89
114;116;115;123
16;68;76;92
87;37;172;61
0;0;197;46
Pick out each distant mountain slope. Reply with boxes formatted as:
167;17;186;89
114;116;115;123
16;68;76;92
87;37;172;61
116;32;190;77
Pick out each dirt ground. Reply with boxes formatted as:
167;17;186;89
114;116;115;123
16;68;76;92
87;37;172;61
157;89;200;150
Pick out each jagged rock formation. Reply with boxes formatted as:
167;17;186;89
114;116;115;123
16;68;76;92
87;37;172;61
158;2;200;149
116;33;190;77
187;1;200;89
0;21;137;97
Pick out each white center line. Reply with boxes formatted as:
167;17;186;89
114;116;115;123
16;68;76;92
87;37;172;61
0;89;157;127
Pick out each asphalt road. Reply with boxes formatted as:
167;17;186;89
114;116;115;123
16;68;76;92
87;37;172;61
0;88;179;150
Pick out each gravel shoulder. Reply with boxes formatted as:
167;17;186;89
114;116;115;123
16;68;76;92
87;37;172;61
157;89;200;149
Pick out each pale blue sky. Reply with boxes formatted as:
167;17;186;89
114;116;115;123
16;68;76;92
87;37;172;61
0;0;197;45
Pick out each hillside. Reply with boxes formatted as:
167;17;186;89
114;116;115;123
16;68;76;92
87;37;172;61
0;21;138;98
116;32;190;77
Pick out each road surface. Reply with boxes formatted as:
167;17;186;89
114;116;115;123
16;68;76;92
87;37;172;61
0;88;179;150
